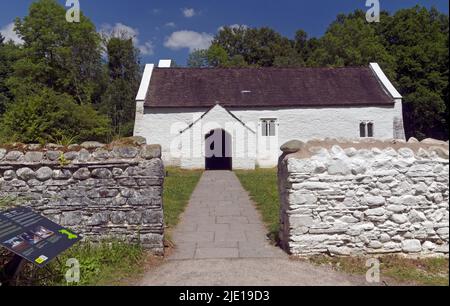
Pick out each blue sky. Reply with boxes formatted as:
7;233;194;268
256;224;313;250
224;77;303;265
1;0;449;66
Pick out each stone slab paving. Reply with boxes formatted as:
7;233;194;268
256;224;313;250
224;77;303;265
170;171;285;260
139;170;375;286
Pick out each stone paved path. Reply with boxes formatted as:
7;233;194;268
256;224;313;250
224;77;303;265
170;171;285;260
139;171;370;286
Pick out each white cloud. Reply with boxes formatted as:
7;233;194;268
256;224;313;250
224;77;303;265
0;22;23;45
100;23;154;55
138;41;155;56
152;9;161;15
164;30;213;52
182;8;196;18
218;24;249;32
165;22;176;28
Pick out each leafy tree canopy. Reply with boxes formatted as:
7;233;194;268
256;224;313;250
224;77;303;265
99;36;141;137
187;6;449;140
10;0;102;104
0;88;110;144
378;6;449;139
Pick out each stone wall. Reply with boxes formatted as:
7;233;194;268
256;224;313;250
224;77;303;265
278;138;449;257
0;139;165;254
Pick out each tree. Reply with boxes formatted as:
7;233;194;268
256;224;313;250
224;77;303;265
0;0;112;144
0;33;5;114
10;0;103;104
307;10;396;78
378;6;449;139
187;45;248;68
100;37;141;137
227;55;248;68
0;39;21;115
187;49;209;68
213;26;294;67
206;44;229;67
0;88;110;143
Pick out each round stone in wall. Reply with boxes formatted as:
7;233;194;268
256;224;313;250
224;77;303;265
24;151;44;163
5;151;24;161
113;146;139;159
140;145;162;159
280;140;305;154
64;151;79;161
3;170;16;180
81;141;105;149
17;167;36;181
73;168;91;180
77;149;91;162
0;148;7;160
402;239;422;253
91;168;112;179
46;151;63;161
36;167;53;181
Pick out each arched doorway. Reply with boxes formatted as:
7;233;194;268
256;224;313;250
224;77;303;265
205;129;232;170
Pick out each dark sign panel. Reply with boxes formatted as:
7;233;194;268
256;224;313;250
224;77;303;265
0;207;81;267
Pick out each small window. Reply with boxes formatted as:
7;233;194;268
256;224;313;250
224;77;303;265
269;120;276;136
360;122;366;138
262;121;268;136
367;122;374;137
360;121;374;138
261;119;277;137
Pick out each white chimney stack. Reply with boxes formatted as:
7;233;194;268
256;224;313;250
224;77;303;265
158;59;172;68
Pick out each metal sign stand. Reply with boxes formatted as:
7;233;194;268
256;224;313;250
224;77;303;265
0;254;26;286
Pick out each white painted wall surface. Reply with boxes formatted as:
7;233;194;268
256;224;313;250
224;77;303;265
134;104;400;169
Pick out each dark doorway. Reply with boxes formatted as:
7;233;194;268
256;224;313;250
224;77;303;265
205;129;232;170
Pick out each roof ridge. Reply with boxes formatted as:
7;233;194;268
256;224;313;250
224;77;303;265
154;66;370;70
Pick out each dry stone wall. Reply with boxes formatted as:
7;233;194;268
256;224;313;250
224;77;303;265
0;139;165;254
278;139;449;257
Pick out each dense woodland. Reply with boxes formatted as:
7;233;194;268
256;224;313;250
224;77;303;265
0;0;448;145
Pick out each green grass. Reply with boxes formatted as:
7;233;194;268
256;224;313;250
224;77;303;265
308;255;449;286
1;199;146;286
55;241;145;286
2;240;146;286
235;168;280;241
234;169;449;286
0;196;25;210
163;167;203;230
1;168;203;286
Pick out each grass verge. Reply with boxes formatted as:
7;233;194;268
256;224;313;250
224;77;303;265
163;167;203;233
308;255;449;286
235;168;280;242
233;170;449;286
1;240;147;286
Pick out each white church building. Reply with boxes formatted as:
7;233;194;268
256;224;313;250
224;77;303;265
134;60;405;170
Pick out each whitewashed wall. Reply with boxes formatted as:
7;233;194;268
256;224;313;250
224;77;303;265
278;142;449;256
134;103;402;169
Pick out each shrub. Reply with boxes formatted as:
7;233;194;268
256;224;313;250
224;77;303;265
0;88;110;144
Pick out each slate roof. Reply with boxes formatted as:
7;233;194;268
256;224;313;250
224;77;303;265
144;67;394;108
